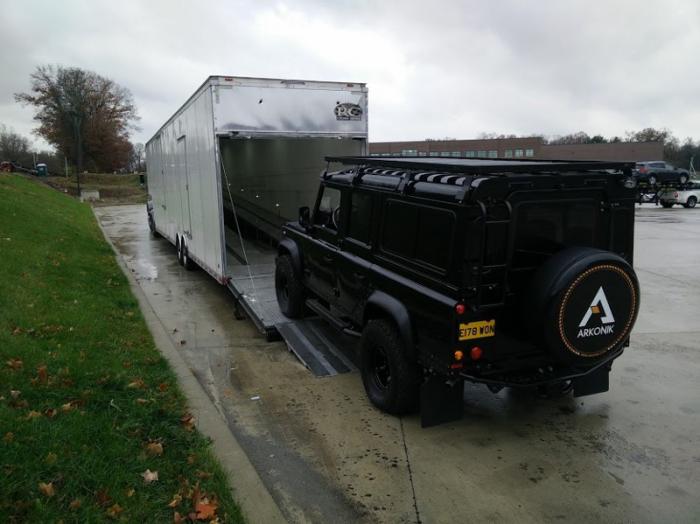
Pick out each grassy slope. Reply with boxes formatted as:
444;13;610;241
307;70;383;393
45;173;147;205
0;174;242;522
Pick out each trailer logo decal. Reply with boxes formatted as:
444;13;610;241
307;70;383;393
335;102;363;121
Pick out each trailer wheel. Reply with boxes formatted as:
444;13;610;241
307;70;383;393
176;235;184;266
275;255;305;318
359;318;420;415
147;213;160;237
685;196;697;209
182;242;196;271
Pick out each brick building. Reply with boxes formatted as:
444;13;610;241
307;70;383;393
369;137;663;162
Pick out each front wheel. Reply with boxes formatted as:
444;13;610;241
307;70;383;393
275;255;305;318
359;319;421;415
685;196;697;209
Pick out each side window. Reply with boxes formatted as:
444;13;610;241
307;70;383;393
381;200;454;271
313;186;341;231
347;192;373;244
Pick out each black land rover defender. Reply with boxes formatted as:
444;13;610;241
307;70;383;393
275;157;640;426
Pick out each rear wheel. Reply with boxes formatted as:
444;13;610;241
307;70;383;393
359;319;420;415
648;175;657;185
176;235;184;266
275;255;305;318
182;243;196;270
685;196;697;209
661;202;674;208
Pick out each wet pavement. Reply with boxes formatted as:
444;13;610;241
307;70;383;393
94;205;700;523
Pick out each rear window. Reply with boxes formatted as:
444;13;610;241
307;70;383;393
513;201;599;266
381;200;454;271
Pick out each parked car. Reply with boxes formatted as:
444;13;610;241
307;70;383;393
658;181;700;208
275;157;640;426
634;161;689;186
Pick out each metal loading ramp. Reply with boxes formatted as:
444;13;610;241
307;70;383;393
225;226;357;377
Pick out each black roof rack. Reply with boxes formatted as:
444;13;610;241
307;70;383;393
325;156;634;175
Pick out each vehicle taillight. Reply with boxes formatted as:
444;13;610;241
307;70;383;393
470;346;483;361
639;166;647;173
455;303;466;315
675;192;679;198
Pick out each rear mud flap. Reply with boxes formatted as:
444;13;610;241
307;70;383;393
420;376;464;428
572;365;610;397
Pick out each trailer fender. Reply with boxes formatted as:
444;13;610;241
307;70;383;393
363;291;416;361
278;238;303;275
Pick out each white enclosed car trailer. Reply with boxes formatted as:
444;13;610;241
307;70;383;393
145;76;367;346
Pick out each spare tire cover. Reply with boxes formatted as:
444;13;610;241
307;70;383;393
529;248;640;363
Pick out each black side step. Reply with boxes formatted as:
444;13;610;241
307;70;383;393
305;299;361;337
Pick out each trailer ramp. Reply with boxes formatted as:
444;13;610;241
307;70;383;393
225;233;356;377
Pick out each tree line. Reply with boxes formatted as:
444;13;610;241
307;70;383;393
3;65;143;175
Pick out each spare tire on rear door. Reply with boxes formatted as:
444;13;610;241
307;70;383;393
527;247;640;366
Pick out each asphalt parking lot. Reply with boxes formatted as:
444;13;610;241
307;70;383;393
95;204;700;523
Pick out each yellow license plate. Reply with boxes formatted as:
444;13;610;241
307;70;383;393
459;320;496;341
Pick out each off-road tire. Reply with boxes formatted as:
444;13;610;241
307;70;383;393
275;255;305;318
685;196;697;209
359;319;420;415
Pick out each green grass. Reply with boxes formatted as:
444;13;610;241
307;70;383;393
0;174;243;522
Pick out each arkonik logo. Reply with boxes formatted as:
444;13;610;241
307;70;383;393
577;286;615;338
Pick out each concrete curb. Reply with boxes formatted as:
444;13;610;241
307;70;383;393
93;208;286;524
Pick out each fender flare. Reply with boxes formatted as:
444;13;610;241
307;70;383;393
363;290;416;360
278;237;303;275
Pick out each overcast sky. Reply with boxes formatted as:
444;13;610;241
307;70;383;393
1;0;699;150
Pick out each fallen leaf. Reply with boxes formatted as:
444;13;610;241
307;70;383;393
38;482;55;497
10;390;21;399
195;470;211;479
127;379;145;389
96;488;112;507
167;493;182;508
135;398;149;405
6;358;23;370
61;402;74;413
46;452;58;464
142;469;159;484
106;503;123;519
186;454;197;465
69;498;82;510
125;488;135;498
158;382;169;392
3;432;14;443
146;441;163;457
11;327;23;336
173;511;185;523
26;410;42;420
37;365;48;384
44;408;58;418
195;498;218;520
180;413;195;431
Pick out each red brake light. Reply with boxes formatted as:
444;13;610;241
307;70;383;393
470;346;483;361
639;166;647;173
455;303;466;315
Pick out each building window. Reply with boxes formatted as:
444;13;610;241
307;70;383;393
504;149;513;158
477;150;487;158
370;153;380;157
418;151;427;156
464;151;475;158
515;149;524;158
440;151;450;157
488;150;498;158
401;149;418;156
451;151;461;157
429;152;439;157
525;148;534;157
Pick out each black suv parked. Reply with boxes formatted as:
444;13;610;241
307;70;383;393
275;157;640;426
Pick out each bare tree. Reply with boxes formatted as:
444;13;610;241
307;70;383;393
0;125;31;164
15;65;139;173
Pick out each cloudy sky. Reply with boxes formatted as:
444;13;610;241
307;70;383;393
1;0;699;150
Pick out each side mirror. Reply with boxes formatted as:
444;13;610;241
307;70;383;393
299;206;310;229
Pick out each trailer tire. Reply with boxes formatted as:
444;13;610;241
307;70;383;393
176;235;184;266
147;213;160;237
685;196;697;209
275;255;305;318
359;318;420;415
182;243;196;271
